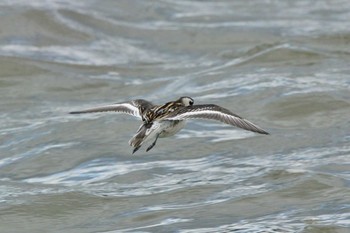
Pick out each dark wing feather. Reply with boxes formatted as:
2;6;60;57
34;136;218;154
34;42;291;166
69;99;154;119
166;104;269;135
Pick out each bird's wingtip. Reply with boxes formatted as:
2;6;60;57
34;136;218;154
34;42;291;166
259;130;270;135
69;110;91;114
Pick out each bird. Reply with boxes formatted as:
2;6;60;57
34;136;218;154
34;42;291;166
70;96;269;153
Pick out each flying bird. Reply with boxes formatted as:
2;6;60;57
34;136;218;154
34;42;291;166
70;96;269;153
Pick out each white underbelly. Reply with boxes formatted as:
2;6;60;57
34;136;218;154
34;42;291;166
159;120;186;137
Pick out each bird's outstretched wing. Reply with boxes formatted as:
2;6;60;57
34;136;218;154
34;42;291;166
165;104;269;135
69;99;154;119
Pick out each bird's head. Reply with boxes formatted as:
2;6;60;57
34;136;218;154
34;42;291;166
179;96;194;107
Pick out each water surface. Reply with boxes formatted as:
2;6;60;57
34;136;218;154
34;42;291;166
0;1;349;232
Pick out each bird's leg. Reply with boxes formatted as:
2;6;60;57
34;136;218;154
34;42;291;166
146;133;160;152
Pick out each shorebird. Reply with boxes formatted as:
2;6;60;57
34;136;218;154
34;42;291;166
70;96;269;153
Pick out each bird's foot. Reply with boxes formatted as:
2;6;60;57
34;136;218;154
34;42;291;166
146;134;160;152
132;146;141;154
146;142;156;152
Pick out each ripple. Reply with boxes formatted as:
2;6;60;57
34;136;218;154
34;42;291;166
24;155;234;186
104;217;192;233
0;142;77;168
0;39;170;66
1;0;350;232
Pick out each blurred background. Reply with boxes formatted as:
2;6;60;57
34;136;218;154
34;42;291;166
0;0;349;232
